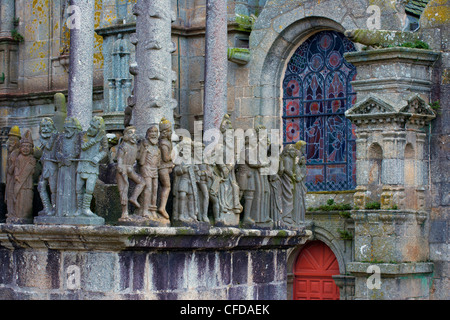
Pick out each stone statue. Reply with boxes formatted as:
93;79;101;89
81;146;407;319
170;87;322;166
158;117;174;220
5;126;21;218
268;144;284;227
236;126;272;227
139;125;162;220
7;130;36;224
279;142;307;228
53;93;67;133
116;126;145;221
193;141;211;223
75;116;107;223
36;118;58;216
280;144;296;226
213;114;243;226
54;117;82;217
172;138;199;223
236;134;257;225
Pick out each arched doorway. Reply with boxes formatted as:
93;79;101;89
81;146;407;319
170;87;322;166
293;240;340;300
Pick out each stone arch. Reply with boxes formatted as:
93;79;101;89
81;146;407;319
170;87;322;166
247;0;403;130
250;17;347;129
286;226;347;300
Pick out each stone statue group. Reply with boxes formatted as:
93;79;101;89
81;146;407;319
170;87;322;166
4;114;307;229
5;116;108;225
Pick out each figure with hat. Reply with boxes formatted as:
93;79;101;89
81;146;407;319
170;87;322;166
5;126;21;218
8;130;36;224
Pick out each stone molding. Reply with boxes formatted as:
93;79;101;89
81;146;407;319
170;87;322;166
0;224;309;252
347;261;434;276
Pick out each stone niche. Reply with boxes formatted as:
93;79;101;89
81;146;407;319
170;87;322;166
0;224;309;300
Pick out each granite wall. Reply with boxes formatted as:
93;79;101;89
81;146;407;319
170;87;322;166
0;224;309;300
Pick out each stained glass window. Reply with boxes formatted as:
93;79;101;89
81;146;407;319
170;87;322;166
282;31;357;192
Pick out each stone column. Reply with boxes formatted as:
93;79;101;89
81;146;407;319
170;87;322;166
0;0;15;38
67;0;96;130
203;0;228;138
130;0;177;137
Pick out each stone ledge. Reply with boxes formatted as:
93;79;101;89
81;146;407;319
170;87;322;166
347;262;434;276
344;48;440;65
0;223;309;252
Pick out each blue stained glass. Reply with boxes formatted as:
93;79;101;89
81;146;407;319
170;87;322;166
282;31;357;191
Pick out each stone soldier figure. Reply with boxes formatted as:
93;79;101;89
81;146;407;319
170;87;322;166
5;126;21;218
236;133;257;225
158;117;173;220
8;130;36;224
36;118;59;216
139;125;161;219
116;126;145;221
75;116;108;219
193;141;211;223
173;138;199;223
54;117;82;217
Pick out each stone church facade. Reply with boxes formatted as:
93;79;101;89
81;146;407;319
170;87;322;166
0;0;448;300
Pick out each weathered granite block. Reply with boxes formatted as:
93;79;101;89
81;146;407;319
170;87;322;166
348;262;434;300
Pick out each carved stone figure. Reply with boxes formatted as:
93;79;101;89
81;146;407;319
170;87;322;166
293;141;307;223
279;142;307;228
213;114;242;226
172;138;199;223
193;141;211;223
5;126;21;218
55;117;82;217
36;118;58;216
139;125;162;220
116;126;145;221
53;92;67;133
75;116;107;223
158;117;174;219
7;130;36;224
236;126;273;227
280;144;296;225
236;134;257;225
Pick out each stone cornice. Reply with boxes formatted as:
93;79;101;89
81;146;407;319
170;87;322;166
0;224;309;252
344;47;440;66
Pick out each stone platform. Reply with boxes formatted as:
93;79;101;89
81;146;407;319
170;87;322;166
0;223;310;300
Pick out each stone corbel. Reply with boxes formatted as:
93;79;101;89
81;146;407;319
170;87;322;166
228;47;250;65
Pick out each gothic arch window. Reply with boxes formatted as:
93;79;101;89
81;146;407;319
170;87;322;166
282;31;357;192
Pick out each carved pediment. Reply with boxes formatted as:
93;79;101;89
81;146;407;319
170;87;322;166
400;94;436;117
345;94;397;117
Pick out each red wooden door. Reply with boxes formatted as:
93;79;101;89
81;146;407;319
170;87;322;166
294;241;340;300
